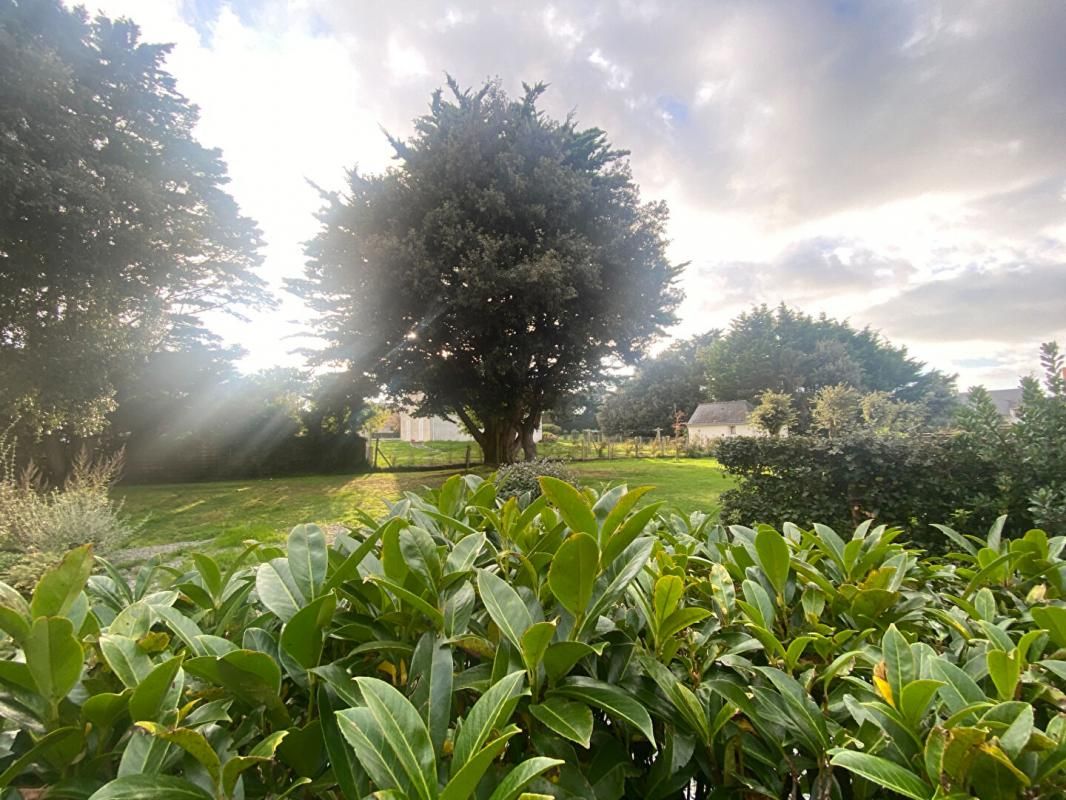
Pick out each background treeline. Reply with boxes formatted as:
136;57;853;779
597;304;957;437
105;333;368;483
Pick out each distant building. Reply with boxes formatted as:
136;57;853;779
398;412;473;442
397;410;542;443
687;400;777;441
958;388;1024;422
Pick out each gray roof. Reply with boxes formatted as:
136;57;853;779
687;400;753;426
958;388;1024;418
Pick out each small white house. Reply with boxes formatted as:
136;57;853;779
686;401;762;441
398;411;542;443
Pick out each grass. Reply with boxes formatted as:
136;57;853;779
570;458;734;515
114;458;734;563
115;469;464;563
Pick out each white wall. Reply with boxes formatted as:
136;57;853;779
688;423;789;442
688;422;758;442
398;412;541;442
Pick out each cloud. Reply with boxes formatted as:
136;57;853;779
700;237;916;305
309;0;1066;223
861;262;1066;343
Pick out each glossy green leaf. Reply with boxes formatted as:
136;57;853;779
25;616;83;703
755;527;790;596
288;524;329;600
440;728;520;800
410;634;454;754
530;696;593;748
538;476;597;536
830;750;931;800
0;581;32;643
520;621;556;675
30;544;93;619
87;775;213;800
1033;606;1066;650
255;558;306;622
89;780;210;797
477;569;534;650
0;726;81;789
551;677;655;746
129;655;184;723
279;592;337;669
548;533;599;616
319;685;369;800
451;671;527;775
487;757;565;800
653;575;683;624
136;722;221;788
352;677;436;800
987;649;1021;701
602;503;663;566
882;625;913;711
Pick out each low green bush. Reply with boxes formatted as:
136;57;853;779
715;431;1004;546
493;457;575;503
1;477;1066;799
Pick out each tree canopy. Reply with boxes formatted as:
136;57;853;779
294;78;682;463
597;332;716;436
700;304;956;430
0;0;268;467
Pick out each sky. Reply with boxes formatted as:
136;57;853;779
83;0;1066;389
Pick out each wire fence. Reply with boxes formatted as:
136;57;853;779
368;433;705;471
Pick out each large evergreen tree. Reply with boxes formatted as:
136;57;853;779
0;0;268;472
295;79;682;463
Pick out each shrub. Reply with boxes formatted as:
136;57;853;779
0;438;136;586
540;422;562;436
493;456;575;502
3;479;1066;799
715;431;1004;547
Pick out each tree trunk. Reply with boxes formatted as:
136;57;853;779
479;419;521;465
453;406;523;465
519;411;541;461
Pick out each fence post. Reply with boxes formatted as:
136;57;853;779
373;437;380;470
464;444;471;471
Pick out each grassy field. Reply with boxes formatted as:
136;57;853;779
114;458;733;564
572;458;734;515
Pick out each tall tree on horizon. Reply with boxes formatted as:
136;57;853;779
700;304;956;430
0;0;269;474
597;331;718;437
294;78;682;464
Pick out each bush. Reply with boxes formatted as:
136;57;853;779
493;456;575;502
714;431;1003;549
540;422;562;436
0;439;136;586
2;478;1066;799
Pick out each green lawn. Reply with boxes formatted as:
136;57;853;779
570;458;734;515
115;470;464;564
114;458;733;564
